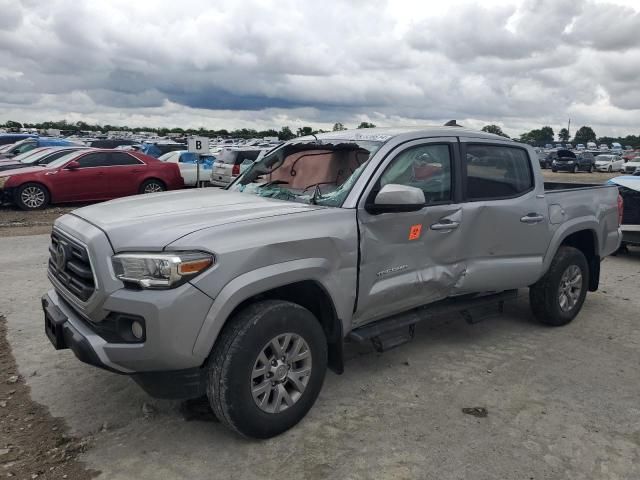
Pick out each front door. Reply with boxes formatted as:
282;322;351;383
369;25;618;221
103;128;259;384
54;152;112;202
455;139;551;293
354;138;466;327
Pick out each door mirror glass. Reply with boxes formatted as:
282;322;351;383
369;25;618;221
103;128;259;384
371;184;425;212
66;160;80;170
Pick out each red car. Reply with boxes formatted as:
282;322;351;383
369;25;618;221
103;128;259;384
0;149;184;210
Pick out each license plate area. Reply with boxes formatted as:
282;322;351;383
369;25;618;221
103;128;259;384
42;297;68;350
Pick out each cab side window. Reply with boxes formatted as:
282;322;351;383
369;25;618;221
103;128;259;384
76;153;111;168
380;144;452;204
464;145;532;200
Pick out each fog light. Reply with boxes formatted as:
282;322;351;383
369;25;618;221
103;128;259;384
131;321;144;340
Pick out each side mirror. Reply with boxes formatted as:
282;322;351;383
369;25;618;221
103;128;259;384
367;184;425;214
66;160;80;170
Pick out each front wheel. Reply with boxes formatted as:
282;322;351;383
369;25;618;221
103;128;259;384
207;300;327;438
15;183;50;210
529;246;589;326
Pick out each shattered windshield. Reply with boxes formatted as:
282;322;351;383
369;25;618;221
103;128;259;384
229;140;383;207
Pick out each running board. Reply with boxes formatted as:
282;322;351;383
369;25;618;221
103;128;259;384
348;290;517;351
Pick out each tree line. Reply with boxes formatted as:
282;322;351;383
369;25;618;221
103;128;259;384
1;120;377;141
481;124;640;148
4;118;636;147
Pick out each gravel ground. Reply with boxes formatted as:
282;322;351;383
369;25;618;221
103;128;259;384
0;234;639;480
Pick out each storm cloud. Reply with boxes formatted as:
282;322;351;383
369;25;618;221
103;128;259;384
0;0;639;136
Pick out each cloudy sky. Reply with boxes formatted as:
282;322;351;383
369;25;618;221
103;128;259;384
1;0;639;137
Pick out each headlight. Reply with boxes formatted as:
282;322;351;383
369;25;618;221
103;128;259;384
0;176;10;189
112;252;214;289
566;160;574;164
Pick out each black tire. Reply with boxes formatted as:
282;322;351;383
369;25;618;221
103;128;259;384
529;246;589;326
207;300;328;439
551;168;557;173
139;179;166;194
15;182;50;210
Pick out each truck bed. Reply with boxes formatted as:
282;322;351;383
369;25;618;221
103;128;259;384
544;182;608;192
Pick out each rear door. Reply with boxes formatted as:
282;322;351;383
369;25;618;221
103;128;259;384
54;152;112;201
455;139;551;292
105;152;146;197
354;138;466;326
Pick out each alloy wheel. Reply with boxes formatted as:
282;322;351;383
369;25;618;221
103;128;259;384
558;264;582;312
20;186;46;208
251;333;312;414
143;182;163;193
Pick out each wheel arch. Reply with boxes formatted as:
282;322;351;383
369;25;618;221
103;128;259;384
225;281;344;374
545;227;600;292
194;260;347;375
13;180;52;206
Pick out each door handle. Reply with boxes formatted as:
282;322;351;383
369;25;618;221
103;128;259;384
520;213;544;224
430;220;460;231
132;169;142;173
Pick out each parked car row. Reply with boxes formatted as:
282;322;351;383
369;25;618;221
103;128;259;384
538;148;637;174
0;149;183;210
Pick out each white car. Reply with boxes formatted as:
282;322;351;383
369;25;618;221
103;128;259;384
623;157;640;174
158;150;216;186
595;154;624;172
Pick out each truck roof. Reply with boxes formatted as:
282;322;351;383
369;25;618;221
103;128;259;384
301;126;513;144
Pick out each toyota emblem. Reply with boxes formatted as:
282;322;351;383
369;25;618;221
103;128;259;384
53;243;67;271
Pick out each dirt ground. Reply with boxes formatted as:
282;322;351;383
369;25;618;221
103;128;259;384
0;206;77;237
0;316;98;479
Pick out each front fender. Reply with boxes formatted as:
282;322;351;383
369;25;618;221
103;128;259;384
191;258;345;361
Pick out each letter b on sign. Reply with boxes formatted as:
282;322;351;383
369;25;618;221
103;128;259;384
188;136;208;153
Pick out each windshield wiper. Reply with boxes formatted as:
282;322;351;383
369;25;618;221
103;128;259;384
259;179;289;189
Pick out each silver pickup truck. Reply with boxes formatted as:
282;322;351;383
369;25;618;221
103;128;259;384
42;126;622;438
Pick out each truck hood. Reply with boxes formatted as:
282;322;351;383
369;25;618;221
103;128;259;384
70;188;324;251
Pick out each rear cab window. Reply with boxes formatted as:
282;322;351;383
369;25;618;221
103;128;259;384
109;152;143;166
463;144;533;200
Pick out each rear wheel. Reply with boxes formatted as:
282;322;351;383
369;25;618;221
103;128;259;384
139;179;165;194
529;246;589;326
15;183;50;210
207;300;327;438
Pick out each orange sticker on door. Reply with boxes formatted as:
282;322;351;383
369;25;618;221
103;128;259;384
409;224;422;241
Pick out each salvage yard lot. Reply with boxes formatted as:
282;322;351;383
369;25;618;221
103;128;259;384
0;183;639;478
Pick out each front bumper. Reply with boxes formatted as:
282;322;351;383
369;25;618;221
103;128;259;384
42;289;210;399
0;187;14;204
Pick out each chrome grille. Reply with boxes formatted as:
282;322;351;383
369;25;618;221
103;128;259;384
48;230;95;302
